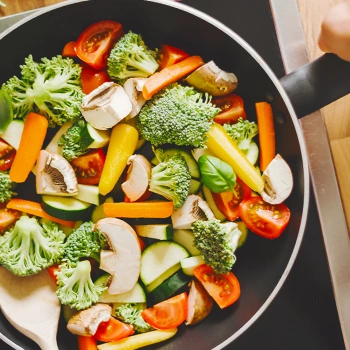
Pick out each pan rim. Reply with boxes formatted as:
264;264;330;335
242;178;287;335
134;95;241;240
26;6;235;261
0;0;310;349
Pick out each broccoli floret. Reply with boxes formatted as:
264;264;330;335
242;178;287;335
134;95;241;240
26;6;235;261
3;55;84;127
0;216;65;276
137;84;220;148
0;172;14;203
56;260;107;310
64;221;107;266
149;153;191;208
223;118;258;152
58;119;93;161
192;219;242;274
115;303;153;334
107;31;159;82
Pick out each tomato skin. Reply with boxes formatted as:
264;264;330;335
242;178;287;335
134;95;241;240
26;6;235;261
0;139;16;171
194;264;240;309
213;94;246;125
62;41;77;57
94;317;134;342
239;196;291;239
212;178;252;221
141;293;188;330
81;65;111;95
0;208;21;234
158;44;190;70
70;149;106;185
77;335;97;350
47;264;60;285
76;20;123;70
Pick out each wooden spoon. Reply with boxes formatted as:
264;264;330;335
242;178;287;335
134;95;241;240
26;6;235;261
0;267;61;350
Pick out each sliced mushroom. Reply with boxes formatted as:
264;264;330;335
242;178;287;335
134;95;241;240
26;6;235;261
121;155;152;202
260;154;294;204
81;82;132;130
186;279;213;325
36;150;78;196
171;195;215;229
123;78;147;118
185;61;238;96
67;303;111;336
97;218;141;294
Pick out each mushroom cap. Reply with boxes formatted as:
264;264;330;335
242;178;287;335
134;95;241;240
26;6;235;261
123;78;147;118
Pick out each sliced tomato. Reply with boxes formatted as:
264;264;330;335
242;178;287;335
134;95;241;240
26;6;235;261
75;20;124;70
213;94;246;124
138;236;146;252
81;65;111;95
194;264;240;309
141;293;188;330
158;44;190;70
0;208;21;234
70;149;106;185
239;196;291;239
62;41;77;57
212;178;252;221
94;317;134;342
0;139;15;171
47;264;60;285
78;335;97;350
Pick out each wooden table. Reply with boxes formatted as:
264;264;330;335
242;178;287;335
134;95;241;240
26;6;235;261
1;0;350;226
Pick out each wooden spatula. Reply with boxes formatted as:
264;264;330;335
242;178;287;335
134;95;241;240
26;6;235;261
0;267;61;350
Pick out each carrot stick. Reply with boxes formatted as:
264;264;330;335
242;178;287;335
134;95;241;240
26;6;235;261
255;102;276;171
7;199;76;228
9;112;48;183
103;201;174;218
143;56;204;100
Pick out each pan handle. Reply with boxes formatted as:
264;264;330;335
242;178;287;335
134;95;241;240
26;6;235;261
279;53;350;118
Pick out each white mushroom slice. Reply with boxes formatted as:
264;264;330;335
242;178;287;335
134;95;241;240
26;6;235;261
81;82;132;130
260;154;294;204
171;195;215;229
185;61;238;96
97;218;141;294
67;303;111;336
123;78;147;118
186;279;213;325
121;154;151;202
36;150;78;196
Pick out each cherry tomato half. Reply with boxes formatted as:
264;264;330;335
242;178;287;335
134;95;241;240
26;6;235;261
78;336;97;350
0;208;21;234
75;20;124;70
70;149;106;185
94;317;134;342
81;64;111;94
213;94;246;125
158;44;190;70
0;139;16;171
239;196;291;239
141;292;188;330
212;178;252;221
62;41;77;58
194;264;240;309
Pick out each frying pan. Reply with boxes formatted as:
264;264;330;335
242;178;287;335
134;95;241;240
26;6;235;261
0;0;349;349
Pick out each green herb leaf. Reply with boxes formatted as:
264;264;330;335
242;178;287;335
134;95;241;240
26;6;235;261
0;85;13;134
198;154;236;193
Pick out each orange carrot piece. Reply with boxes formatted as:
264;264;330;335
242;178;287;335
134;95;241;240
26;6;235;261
256;102;276;171
10;112;48;183
7;199;76;228
143;56;204;100
78;336;97;350
103;201;174;218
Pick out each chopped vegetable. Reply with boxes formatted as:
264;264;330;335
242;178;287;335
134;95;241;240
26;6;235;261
0;216;65;276
107;31;159;82
99;123;138;196
3;55;84;127
255;102;276;171
0;85;13;133
0;139;16;170
81;64;111;95
0;171;14;203
137;83;220;148
123;78;147;118
78;336;98;350
94;317;134;342
62;41;77;58
103;201;174;218
142;55;204;100
158;44;190;70
213;94;246;124
9;112;48;183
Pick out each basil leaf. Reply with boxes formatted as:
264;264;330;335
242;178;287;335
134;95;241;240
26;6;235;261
198;155;236;193
0;86;13;134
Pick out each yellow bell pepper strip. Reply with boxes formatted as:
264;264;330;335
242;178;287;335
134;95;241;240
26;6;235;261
206;123;264;193
97;328;178;350
99;124;138;196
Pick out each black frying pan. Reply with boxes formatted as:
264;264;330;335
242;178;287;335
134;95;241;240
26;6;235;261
0;0;349;349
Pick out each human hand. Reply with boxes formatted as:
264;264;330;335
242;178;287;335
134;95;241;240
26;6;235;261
318;0;350;61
